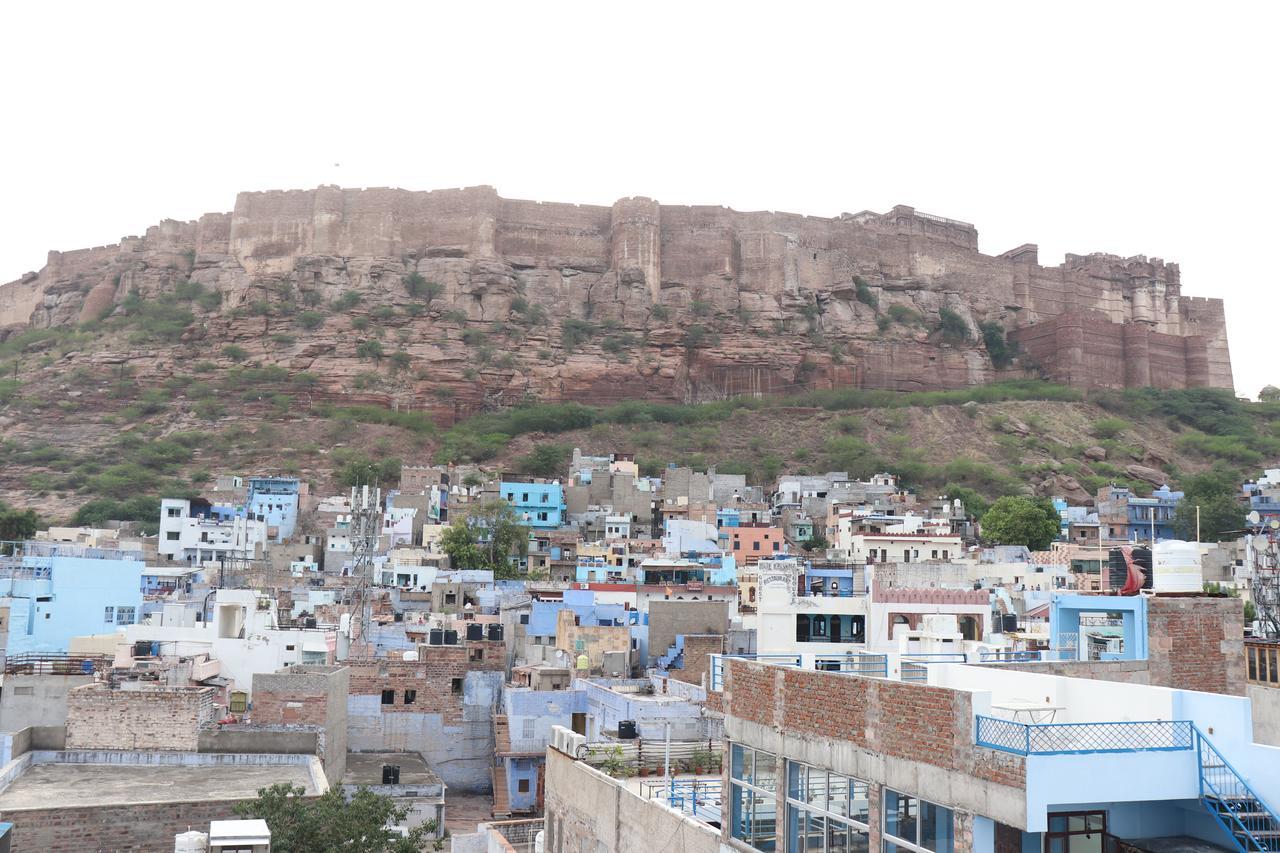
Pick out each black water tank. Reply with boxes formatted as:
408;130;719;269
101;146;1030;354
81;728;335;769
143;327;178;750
393;612;403;623
1107;548;1128;589
382;764;400;785
1131;546;1154;590
488;623;504;642
429;628;444;646
304;617;317;629
133;640;151;658
444;629;459;645
618;720;638;739
466;623;484;641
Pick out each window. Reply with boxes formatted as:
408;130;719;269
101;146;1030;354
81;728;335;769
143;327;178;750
1045;812;1106;853
753;541;761;551
104;607;114;624
116;607;136;625
381;689;396;705
541;493;549;503
518;778;530;793
469;648;484;661
522;493;529;503
167;507;182;517
787;761;871;852
523;718;536;739
882;789;952;853
166;531;180;541
404;689;417;705
730;744;778;851
451;678;463;694
12;686;34;697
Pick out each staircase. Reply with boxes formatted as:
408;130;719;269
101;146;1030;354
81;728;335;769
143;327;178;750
492;763;512;818
657;636;685;671
1197;726;1280;851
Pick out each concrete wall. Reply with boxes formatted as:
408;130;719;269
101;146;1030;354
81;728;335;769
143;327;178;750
0;675;92;733
646;600;729;664
3;798;252;853
543;745;718;853
198;727;319;755
1248;684;1280;746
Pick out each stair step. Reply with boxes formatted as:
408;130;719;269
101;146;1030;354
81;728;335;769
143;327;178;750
1233;830;1280;838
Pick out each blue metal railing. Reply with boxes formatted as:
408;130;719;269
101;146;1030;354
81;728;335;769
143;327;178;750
709;654;802;691
1196;725;1280;851
664;779;722;824
975;716;1194;755
816;653;888;678
979;650;1043;663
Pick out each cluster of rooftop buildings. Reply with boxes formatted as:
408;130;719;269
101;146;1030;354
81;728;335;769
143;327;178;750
0;455;1276;851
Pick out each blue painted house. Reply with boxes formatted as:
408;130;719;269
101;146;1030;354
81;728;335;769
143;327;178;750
247;477;301;542
500;481;566;529
0;542;145;654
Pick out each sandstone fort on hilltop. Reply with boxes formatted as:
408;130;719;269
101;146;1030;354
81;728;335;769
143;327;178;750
0;186;1233;413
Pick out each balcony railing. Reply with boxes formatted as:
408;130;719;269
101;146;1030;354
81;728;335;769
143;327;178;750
975;715;1194;755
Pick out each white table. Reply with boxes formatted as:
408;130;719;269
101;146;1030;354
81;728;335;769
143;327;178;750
991;700;1064;724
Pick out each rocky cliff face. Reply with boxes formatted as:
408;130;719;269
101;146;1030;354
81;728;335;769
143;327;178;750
0;186;1232;422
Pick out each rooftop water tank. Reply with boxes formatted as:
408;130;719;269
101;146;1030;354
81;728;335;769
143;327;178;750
174;830;209;852
1153;540;1203;593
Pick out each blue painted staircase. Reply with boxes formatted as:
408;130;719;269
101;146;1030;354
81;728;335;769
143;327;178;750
657;636;685;671
1197;725;1280;852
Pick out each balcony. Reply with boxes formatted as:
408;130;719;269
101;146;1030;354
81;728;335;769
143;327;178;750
976;716;1194;755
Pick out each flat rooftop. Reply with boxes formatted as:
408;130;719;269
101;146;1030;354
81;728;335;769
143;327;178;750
343;752;443;787
0;763;315;809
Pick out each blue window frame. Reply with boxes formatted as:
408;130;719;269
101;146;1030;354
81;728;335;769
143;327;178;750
729;743;778;851
882;789;952;853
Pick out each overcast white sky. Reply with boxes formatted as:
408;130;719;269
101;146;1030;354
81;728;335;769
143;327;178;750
2;1;1275;396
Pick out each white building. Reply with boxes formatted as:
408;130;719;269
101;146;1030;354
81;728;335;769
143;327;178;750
158;499;267;564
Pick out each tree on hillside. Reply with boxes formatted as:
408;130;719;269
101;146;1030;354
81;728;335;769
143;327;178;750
234;783;438;853
0;506;38;543
517;443;570;479
1173;493;1244;542
1259;385;1280;403
439;500;528;578
980;496;1060;551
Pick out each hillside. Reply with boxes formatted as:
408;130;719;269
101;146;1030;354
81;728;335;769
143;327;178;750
1;337;1276;529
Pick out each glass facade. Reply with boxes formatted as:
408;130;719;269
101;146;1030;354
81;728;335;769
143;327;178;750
731;744;779;851
786;761;871;852
727;743;953;853
882;789;953;853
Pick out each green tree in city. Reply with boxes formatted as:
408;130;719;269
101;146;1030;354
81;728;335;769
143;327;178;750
0;506;39;542
439;500;529;578
979;496;1060;551
233;783;438;852
1172;464;1244;542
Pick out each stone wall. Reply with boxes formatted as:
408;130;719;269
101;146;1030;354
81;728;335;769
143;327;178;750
0;186;1232;412
64;685;215;751
646;599;730;665
554;611;632;671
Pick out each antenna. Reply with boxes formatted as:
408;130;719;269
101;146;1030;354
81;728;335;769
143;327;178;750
1253;521;1280;639
345;481;383;655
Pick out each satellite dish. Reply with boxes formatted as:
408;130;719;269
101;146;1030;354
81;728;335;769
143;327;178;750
1248;511;1261;525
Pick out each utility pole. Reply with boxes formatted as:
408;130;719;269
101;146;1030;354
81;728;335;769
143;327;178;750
1196;505;1201;543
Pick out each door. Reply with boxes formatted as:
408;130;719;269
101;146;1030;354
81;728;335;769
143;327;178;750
571;712;586;736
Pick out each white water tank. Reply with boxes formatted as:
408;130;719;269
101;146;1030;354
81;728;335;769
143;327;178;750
174;830;208;852
402;650;418;662
1152;540;1203;592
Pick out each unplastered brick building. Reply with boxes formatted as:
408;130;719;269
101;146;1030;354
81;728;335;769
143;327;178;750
65;684;216;751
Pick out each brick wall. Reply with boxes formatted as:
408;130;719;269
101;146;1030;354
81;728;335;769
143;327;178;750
724;659;1025;789
346;642;504;725
64;685;215;751
1148;596;1245;695
251;665;349;783
671;634;723;687
3;797;284;853
554;611;631;670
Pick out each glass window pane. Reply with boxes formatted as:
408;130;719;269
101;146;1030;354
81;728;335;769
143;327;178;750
850;827;869;853
850;781;870;822
789;762;806;800
884;790;917;843
732;744;752;782
1086;814;1105;832
806;812;825;851
1048;816;1067;832
756;751;778;790
808;770;829;808
828;817;850;853
920;801;953;853
827;772;850;817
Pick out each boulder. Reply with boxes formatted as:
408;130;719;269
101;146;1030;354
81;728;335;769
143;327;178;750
1084;445;1107;461
1125;464;1170;487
